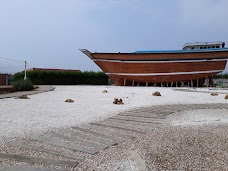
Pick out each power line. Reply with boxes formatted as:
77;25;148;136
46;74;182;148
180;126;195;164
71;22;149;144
0;56;25;62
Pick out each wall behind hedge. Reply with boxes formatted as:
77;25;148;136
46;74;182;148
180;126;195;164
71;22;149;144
14;71;109;85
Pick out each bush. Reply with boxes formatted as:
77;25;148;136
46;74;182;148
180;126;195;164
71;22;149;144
14;71;108;85
13;79;34;91
213;73;228;79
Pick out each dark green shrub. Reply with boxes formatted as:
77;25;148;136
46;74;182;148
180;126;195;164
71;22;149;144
13;79;34;91
14;71;108;85
213;73;228;79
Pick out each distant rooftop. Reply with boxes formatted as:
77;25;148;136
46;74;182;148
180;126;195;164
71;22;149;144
27;68;81;72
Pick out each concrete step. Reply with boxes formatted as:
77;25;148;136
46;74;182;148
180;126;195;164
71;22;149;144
29;135;98;155
102;120;157;132
49;131;108;150
106;118;160;127
10;142;84;161
87;124;135;139
0;153;78;168
71;126;124;143
110;116;162;124
118;113;166;119
119;112;167;119
0;165;58;171
67;130;116;146
90;123;147;134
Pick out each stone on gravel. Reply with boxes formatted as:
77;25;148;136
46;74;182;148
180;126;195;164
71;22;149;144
225;94;228;99
211;92;218;96
113;98;124;105
18;94;29;99
65;99;74;102
152;91;161;96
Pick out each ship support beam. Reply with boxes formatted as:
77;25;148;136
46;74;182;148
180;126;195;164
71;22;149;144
124;78;126;86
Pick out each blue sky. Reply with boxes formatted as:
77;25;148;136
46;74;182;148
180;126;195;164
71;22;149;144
0;0;228;73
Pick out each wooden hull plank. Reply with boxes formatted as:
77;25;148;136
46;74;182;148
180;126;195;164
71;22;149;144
91;50;228;61
0;153;78;168
95;60;226;74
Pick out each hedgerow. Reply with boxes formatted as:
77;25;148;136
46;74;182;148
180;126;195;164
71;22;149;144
213;74;228;79
14;71;108;85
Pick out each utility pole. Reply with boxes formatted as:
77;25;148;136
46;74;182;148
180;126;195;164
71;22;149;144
24;61;27;80
222;72;224;86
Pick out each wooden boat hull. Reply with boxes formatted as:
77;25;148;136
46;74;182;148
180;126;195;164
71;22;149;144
80;49;228;86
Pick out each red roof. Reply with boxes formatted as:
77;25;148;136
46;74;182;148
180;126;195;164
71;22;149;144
27;68;80;72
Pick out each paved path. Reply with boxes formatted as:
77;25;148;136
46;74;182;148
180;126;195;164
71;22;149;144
0;85;55;99
0;103;227;170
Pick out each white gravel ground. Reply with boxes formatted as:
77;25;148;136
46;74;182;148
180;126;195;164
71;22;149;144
0;85;228;141
166;109;228;126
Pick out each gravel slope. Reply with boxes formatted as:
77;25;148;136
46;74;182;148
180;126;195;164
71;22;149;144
76;124;228;171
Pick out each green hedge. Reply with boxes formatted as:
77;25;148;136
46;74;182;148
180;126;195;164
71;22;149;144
213;74;228;79
13;79;33;91
14;71;109;85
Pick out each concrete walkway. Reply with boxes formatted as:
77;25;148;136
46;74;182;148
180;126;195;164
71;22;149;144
0;85;55;99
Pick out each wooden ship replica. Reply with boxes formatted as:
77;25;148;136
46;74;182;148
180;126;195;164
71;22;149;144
80;41;228;87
